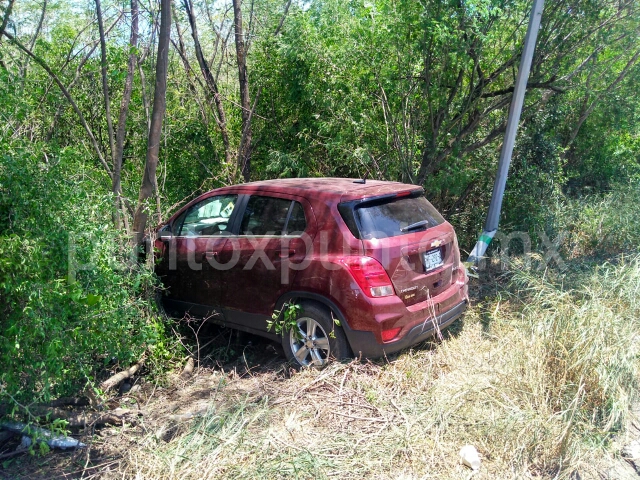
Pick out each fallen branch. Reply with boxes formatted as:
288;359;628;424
42;397;91;409
31;407;142;428
180;357;195;379
101;357;146;392
168;408;208;423
0;446;27;461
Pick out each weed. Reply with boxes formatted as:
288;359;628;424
267;302;303;337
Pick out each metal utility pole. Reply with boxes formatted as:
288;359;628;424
467;0;545;265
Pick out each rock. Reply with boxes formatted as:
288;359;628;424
459;445;481;470
20;436;32;449
622;440;640;473
622;440;640;460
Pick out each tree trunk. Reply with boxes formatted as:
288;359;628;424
183;0;232;166
0;0;16;68
113;0;138;232
233;0;251;182
95;0;116;168
1;31;112;178
171;4;209;125
132;0;170;248
20;0;46;80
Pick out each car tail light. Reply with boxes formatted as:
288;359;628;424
395;190;412;198
341;256;394;298
381;327;402;342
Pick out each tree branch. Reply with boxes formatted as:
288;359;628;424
2;30;112;178
563;48;640;152
96;0;116;168
113;0;138;233
481;79;566;98
0;0;15;67
182;0;232;165
274;0;292;35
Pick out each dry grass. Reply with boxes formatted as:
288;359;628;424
115;255;640;479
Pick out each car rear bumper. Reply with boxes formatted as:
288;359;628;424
342;300;468;359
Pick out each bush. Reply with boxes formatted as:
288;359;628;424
0;142;173;406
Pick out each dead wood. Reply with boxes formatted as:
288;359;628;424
101;357;146;392
20;406;142;428
45;397;90;408
0;447;27;461
168;408;208;423
63;408;141;427
180;357;195;379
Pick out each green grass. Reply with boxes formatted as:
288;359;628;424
118;182;640;479
124;253;640;479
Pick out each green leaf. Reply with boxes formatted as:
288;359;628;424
86;294;102;307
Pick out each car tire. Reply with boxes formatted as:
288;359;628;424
281;302;350;368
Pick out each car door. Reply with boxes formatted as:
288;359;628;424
157;194;241;317
217;194;315;332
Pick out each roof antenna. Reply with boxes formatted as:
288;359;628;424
353;172;368;184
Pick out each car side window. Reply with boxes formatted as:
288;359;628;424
240;196;292;235
178;195;238;236
285;201;307;235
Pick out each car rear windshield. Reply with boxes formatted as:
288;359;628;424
340;195;445;239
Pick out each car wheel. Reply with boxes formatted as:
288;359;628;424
282;302;350;368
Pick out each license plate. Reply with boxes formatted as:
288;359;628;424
422;248;443;272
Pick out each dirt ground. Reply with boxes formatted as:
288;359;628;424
0;324;299;479
3;325;640;480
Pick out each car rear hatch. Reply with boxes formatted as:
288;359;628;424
338;190;460;308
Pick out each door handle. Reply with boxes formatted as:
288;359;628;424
277;248;296;258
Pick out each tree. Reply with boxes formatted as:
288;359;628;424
182;0;232;167
112;0;139;231
132;0;171;247
233;0;254;181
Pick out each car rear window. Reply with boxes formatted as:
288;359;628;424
285;201;307;235
240;196;292;235
341;195;445;239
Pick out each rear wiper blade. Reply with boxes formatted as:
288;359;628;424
400;220;428;232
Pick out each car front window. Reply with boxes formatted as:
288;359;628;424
178;195;238;236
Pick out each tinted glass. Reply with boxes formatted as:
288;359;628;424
355;196;444;239
240;196;292;235
179;195;238;236
285;201;307;235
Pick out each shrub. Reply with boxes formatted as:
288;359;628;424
0;142;173;406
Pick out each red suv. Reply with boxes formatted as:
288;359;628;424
154;178;468;367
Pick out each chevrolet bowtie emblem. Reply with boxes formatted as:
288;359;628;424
431;240;442;248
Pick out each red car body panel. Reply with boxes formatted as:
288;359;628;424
154;178;469;358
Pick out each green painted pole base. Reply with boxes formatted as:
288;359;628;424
467;229;497;267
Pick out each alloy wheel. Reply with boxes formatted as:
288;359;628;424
289;316;331;366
